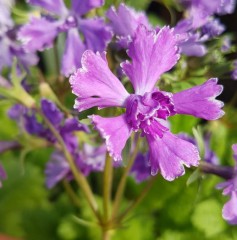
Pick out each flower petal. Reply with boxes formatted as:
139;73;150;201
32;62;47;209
90;114;132;161
27;0;68;16
79;18;112;52
106;3;150;47
18;17;60;52
41;99;63;126
146;131;200;181
70;50;129;111
122;25;180;95
45;151;70;188
130;153;151;183
222;191;237;225
61;28;86;77
71;0;104;16
173;78;224;120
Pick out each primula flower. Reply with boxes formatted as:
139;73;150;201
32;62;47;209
8;99;89;153
0;164;7;188
45;144;106;188
106;3;150;48
130;153;151;183
217;144;237;225
179;0;236;29
231;60;237;80
70;25;224;181
178;133;219;165
18;0;112;76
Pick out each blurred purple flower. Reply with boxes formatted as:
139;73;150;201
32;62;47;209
106;3;150;48
0;28;38;71
130;153;151;183
8;99;89;153
70;25;224;181
19;0;112;76
201;18;225;38
179;0;235;29
45;144;106;188
178;133;219;165
217;144;237;225
231;60;237;80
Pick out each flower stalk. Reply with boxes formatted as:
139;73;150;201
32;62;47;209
39;108;101;221
111;135;140;220
103;153;113;222
199;161;234;180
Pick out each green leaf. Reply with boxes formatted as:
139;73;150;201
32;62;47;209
191;199;227;237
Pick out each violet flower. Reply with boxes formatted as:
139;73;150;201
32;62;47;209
45;144;106;188
0;28;38;71
106;3;150;48
130;153;151;183
231;60;237;80
178;133;219;165
217;144;237;225
0;0;38;71
8;99;89;153
179;0;235;29
19;0;112;76
0;164;7;188
70;25;224;181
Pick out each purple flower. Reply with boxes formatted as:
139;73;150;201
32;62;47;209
45;151;71;188
201;18;225;38
70;25;224;181
174;16;226;57
106;3;150;48
9;99;89;153
174;19;207;57
0;164;7;188
179;0;235;29
178;133;219;165
130;153;151;183
0;28;38;71
45;144;106;188
217;144;237;225
19;0;112;76
231;60;237;80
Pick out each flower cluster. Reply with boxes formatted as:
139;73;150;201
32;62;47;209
0;0;237;234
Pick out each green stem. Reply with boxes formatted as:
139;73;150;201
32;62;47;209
117;177;156;223
39;109;101;221
63;180;81;208
111;135;140;219
103;153;113;222
102;229;112;240
53;40;64;82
